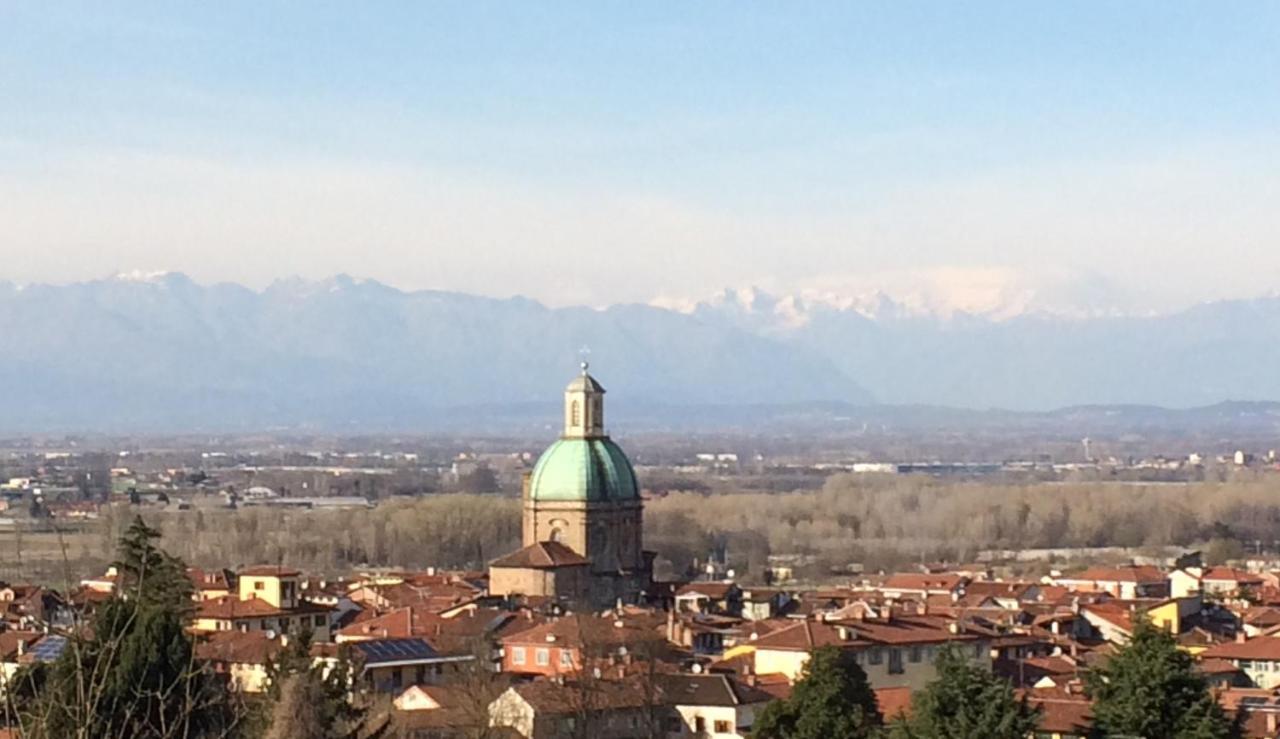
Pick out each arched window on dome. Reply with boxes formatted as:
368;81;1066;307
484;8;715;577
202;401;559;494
550;527;564;544
570;400;581;427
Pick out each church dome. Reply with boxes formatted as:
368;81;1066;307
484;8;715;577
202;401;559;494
528;437;639;502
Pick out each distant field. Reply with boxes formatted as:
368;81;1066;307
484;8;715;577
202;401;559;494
0;521;113;586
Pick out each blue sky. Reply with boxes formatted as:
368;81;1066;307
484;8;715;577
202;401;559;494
2;3;1279;311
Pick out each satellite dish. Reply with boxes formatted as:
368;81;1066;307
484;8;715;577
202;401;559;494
726;569;736;580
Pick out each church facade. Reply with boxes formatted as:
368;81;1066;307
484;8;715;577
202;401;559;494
489;365;653;606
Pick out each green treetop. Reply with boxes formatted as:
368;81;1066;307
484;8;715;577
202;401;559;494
890;644;1039;739
754;645;883;739
1087;619;1238;739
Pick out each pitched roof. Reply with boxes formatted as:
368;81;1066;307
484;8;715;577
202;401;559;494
510;676;652;714
1028;696;1093;736
750;616;974;652
490;541;590;569
195;630;284;666
0;630;41;661
1203;637;1280;662
655;674;773;707
1061;566;1166;584
881;573;967;592
501;613;666;652
351;637;444;665
195;595;330;620
1202;567;1265;584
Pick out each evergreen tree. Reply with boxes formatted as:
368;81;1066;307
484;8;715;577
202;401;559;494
1087;620;1238;739
890;644;1039;739
754;646;883;739
13;516;241;739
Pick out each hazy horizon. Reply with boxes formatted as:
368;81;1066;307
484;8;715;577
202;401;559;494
3;4;1280;312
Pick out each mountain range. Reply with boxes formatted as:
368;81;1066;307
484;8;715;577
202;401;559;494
1;273;1278;431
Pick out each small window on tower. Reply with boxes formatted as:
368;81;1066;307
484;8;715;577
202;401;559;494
571;401;581;427
593;398;602;427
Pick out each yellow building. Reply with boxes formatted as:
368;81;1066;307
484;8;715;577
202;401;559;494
192;565;332;641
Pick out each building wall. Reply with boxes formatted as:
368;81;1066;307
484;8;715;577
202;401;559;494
523;499;644;575
503;642;579;677
754;641;991;691
669;703;756;738
489;565;588;600
238;575;299;609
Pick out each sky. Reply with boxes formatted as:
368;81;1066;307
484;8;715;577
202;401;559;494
2;3;1279;311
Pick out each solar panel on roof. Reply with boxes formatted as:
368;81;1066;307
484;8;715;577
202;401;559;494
354;638;439;664
31;635;68;663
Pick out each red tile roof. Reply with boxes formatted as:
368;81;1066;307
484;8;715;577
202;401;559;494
1061;566;1166;584
195;595;330;620
195;630;284;666
1203;637;1280;662
875;686;912;720
881;573;967;592
489;542;589;569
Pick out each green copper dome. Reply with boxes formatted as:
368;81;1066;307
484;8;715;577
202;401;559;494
529;437;639;502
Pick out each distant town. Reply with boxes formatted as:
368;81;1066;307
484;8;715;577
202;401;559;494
0;368;1276;737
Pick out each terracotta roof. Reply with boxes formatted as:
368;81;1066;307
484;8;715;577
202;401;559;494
0;630;41;660
1060;566;1166;584
195;630;284;666
1203;567;1265;584
501;613;667;653
187;567;235;591
489;542;590;569
963;581;1038;600
338;605;516;653
881;573;967;592
1198;658;1246;675
875;686;912;720
510;676;653;714
1029;696;1093;735
196;595;331;620
1203;637;1280;662
750;616;975;652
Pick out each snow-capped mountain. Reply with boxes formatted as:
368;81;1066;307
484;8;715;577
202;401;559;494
1;272;1279;430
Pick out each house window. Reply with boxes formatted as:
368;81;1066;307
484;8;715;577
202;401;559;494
511;647;526;665
868;648;883;665
559;649;573;668
972;644;982;659
314;615;326;627
695;716;706;733
909;646;922;663
715;720;732;733
536;648;550;666
663;717;683;732
254;581;264;590
889;649;904;675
